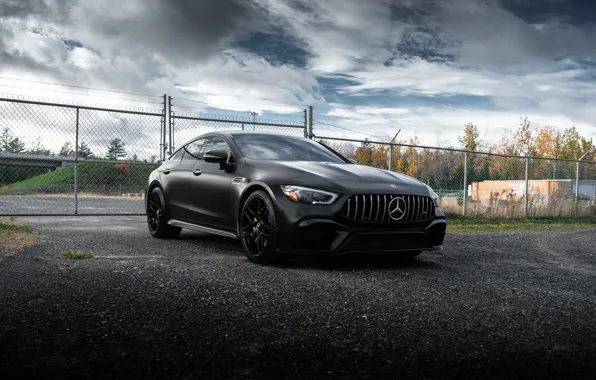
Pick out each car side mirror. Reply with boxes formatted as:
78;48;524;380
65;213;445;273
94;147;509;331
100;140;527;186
204;149;235;169
204;150;228;163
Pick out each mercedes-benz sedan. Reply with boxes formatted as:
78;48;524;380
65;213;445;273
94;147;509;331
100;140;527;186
146;131;446;264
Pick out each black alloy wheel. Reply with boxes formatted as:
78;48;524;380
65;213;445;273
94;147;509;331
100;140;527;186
240;190;278;264
147;187;182;239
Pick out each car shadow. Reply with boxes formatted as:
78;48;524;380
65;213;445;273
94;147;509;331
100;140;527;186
177;231;443;271
275;253;443;271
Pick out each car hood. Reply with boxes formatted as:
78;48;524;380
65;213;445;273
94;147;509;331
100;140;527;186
248;160;431;195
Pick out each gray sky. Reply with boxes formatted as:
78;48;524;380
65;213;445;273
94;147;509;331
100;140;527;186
1;0;595;149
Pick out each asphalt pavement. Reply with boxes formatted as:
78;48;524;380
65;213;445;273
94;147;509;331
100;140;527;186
0;196;144;215
1;216;596;379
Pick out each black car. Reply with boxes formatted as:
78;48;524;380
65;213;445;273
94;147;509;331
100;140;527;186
146;131;446;264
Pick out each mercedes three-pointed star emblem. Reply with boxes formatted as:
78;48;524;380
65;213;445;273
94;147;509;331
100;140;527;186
387;196;407;221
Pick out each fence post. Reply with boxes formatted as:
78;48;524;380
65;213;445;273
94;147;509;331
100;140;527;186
463;152;468;216
168;96;174;154
524;157;529;217
307;106;313;139
162;94;167;160
303;109;307;138
74;107;79;215
388;144;393;171
575;161;580;217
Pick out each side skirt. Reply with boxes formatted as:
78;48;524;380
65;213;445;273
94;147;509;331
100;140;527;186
167;219;239;240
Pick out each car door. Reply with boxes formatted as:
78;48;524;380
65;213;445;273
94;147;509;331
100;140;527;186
163;139;205;221
188;136;237;231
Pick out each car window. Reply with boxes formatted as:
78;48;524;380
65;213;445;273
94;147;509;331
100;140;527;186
231;134;346;163
169;148;185;161
201;137;231;156
183;138;206;160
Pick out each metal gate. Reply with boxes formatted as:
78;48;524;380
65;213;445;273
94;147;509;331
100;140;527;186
0;96;308;216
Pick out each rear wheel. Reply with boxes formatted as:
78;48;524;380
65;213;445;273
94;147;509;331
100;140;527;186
147;187;182;239
239;190;278;265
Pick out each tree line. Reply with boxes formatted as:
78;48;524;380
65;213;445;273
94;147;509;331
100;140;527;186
322;116;596;190
0;128;157;162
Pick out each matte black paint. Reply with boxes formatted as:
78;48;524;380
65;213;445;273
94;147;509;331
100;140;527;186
146;131;446;255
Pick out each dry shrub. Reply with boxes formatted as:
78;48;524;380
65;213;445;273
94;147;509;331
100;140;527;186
114;163;130;176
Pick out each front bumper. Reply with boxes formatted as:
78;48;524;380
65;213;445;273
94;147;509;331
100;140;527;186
271;188;447;255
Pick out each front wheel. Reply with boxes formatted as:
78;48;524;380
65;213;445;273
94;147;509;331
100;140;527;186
239;190;278;265
147;187;182;239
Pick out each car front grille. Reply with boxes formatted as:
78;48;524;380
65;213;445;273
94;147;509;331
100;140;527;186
342;194;434;223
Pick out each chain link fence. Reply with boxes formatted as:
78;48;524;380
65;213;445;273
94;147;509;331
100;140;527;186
315;134;596;218
0;98;165;215
1;95;594;218
0;97;308;215
170;112;307;153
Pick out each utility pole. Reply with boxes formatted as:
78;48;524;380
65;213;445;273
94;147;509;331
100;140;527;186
388;129;401;171
250;112;258;130
307;106;313;139
575;150;593;217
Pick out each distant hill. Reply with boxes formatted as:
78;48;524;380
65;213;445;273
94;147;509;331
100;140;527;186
2;162;157;195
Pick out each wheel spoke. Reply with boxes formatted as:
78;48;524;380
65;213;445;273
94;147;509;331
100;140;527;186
243;211;255;224
244;205;257;220
256;234;263;254
241;222;255;232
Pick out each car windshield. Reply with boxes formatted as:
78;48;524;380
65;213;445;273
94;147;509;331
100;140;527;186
231;134;346;163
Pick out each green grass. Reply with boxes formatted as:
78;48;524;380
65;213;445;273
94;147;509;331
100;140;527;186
62;251;94;259
0;219;36;253
2;162;157;195
0;220;33;233
446;214;596;234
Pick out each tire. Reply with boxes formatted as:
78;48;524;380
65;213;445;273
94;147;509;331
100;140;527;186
239;190;278;265
146;187;182;239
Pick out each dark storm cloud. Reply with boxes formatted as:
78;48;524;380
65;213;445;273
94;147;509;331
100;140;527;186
68;0;266;66
0;0;72;19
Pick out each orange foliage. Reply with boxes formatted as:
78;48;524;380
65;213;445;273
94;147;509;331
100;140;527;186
114;163;130;176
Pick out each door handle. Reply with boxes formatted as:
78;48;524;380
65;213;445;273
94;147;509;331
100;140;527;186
163;168;171;174
193;169;202;176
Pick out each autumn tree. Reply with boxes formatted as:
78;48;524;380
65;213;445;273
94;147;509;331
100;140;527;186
514;116;535;156
459;123;480;151
402;137;423;178
355;139;373;166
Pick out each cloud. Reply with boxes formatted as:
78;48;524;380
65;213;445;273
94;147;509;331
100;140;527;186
255;0;409;74
0;0;319;115
2;0;596;150
318;103;596;149
172;49;322;114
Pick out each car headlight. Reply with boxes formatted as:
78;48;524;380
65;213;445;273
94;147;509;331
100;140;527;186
281;185;339;205
431;191;440;207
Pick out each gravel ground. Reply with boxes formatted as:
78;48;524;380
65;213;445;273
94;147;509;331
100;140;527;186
1;216;596;379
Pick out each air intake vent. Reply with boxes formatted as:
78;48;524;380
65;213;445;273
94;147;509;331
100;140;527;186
342;194;434;222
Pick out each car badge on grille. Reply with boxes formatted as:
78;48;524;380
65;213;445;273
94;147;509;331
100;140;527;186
390;184;397;188
387;196;407;221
